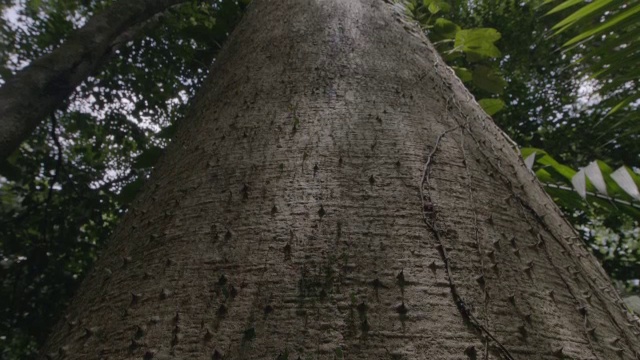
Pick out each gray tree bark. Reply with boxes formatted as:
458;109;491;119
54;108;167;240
0;0;190;160
41;0;640;359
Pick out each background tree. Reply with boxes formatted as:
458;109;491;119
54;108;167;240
0;0;210;159
0;1;245;356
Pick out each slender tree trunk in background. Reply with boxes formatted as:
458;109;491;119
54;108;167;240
0;0;190;160
42;0;640;359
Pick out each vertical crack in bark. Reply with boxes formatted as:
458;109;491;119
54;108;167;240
434;53;513;358
419;125;515;360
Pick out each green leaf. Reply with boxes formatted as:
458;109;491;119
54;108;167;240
552;0;613;33
563;4;640;46
454;28;502;59
433;18;460;39
428;1;441;14
478;98;505;116
452;66;472;82
545;0;584;15
536;153;577;183
427;0;450;14
535;168;555;183
521;147;549;159
472;66;507;94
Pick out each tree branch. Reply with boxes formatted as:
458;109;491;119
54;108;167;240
0;0;195;160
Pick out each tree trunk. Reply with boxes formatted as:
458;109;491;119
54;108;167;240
0;0;190;160
41;0;640;359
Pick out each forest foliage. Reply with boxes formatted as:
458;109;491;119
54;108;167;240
0;0;638;357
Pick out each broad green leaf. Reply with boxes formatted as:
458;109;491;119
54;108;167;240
433;18;460;39
472;66;506;94
535;168;555;183
454;28;502;59
536;153;577;183
478;98;505;116
428;1;441;14
452;66;472;82
427;0;450;14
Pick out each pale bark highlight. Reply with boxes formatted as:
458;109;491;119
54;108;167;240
42;0;640;359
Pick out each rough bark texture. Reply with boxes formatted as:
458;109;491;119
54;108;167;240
42;0;640;359
0;0;189;160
